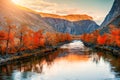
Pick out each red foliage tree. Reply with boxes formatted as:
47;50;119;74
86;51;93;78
65;33;72;41
33;30;45;48
111;29;120;47
0;31;7;54
97;34;107;45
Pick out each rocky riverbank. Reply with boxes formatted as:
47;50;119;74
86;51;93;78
83;42;120;57
0;41;70;66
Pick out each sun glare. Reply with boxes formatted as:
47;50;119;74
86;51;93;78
12;0;20;4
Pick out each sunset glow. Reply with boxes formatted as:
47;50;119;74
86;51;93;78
0;0;120;79
12;0;20;4
10;0;114;25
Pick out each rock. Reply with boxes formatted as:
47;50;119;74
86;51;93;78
42;17;99;35
100;0;120;33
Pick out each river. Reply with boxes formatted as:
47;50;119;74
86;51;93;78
0;40;120;80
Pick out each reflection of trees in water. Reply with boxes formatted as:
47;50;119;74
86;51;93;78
90;51;120;78
96;51;120;78
0;49;62;79
90;52;101;64
45;49;62;67
0;64;13;76
0;49;120;79
104;54;120;78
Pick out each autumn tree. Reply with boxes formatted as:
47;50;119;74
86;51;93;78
17;24;29;51
110;25;120;47
23;28;34;50
45;32;57;46
80;24;120;47
33;30;45;48
65;33;72;41
4;17;16;54
38;30;45;47
97;34;107;45
8;31;16;53
0;31;7;54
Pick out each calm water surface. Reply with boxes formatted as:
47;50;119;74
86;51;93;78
0;40;120;80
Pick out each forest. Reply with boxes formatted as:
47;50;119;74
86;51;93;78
80;24;120;52
0;19;72;55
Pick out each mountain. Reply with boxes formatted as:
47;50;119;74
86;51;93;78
40;12;93;22
40;13;99;35
0;0;100;35
100;0;120;33
0;0;54;32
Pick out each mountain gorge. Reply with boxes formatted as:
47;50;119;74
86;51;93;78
40;13;99;35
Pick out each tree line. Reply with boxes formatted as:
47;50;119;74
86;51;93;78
80;24;120;47
0;19;72;55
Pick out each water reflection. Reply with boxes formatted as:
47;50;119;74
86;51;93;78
0;41;120;80
61;40;85;51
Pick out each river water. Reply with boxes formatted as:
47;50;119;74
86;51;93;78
0;40;120;80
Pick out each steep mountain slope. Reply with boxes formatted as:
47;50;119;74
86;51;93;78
100;0;120;33
42;17;99;35
0;0;54;32
74;20;100;34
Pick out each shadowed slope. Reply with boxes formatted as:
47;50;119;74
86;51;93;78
0;0;55;32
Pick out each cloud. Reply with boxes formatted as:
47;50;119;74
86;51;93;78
18;0;79;14
55;8;81;15
18;0;56;10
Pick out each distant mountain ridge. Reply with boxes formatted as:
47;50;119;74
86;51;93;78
0;0;100;35
40;12;93;22
42;16;99;35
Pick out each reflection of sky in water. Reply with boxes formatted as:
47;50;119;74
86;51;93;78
11;55;115;80
61;40;85;50
1;40;120;80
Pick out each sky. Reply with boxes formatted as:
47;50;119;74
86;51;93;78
12;0;114;25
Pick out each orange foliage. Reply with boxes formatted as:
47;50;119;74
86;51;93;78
33;32;41;47
45;32;58;46
0;31;7;54
80;30;99;43
39;37;45;47
0;30;16;54
0;31;7;40
33;30;45;48
8;32;16;53
23;33;33;49
45;32;72;46
97;34;107;45
80;24;120;47
65;33;72;41
110;27;120;46
0;24;72;54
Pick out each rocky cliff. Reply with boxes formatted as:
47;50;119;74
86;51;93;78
43;17;99;35
100;0;120;33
